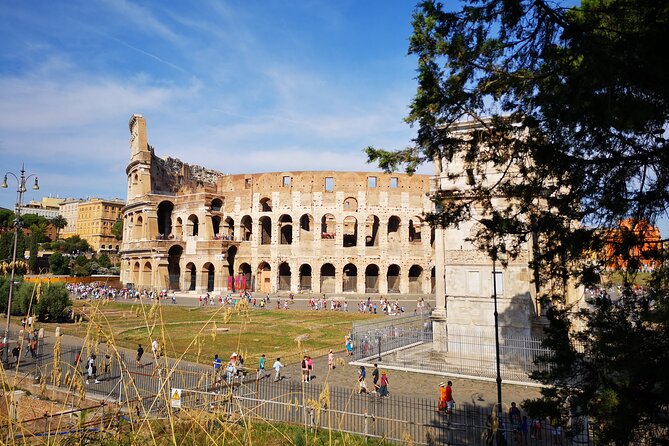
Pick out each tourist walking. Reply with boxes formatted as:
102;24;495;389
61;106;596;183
136;344;144;367
301;356;309;383
152;339;160;359
358;366;368;394
102;354;112;381
258;354;266;378
86;354;99;384
307;356;313;381
379;370;389;397
226;361;237;383
327;349;335;370
213;354;222;373
273;357;284;382
438;382;447;412
445;381;455;413
372;363;380;392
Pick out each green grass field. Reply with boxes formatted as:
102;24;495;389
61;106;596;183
66;300;376;368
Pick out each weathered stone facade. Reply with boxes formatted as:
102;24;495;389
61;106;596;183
120;115;435;295
430;120;580;340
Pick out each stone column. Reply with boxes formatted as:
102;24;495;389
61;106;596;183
313;267;321;294
380;264;389;295
399;265;409;294
334;262;343;294
379;222;388;248
156;257;169;291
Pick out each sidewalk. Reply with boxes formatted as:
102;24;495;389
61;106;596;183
280;351;541;408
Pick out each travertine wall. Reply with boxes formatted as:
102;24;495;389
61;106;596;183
120;115;435;295
431;121;547;340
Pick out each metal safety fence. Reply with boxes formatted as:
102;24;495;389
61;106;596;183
175;378;592;446
350;315;551;383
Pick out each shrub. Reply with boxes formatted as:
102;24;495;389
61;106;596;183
16;282;72;322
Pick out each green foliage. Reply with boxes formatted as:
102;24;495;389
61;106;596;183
111;220;123;241
49;235;91;254
49;252;70;275
28;233;38;274
50;214;67;240
98;253;112;268
21;213;49;229
0;209;14;229
72;262;92;277
369;0;669;443
0;230;27;264
0;276;12;315
16;281;72;322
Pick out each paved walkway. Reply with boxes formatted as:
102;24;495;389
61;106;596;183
279;350;541;408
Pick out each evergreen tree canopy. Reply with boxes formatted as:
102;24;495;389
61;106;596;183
367;0;669;443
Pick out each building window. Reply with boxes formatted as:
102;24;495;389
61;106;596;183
283;176;291;187
492;271;504;296
467;271;481;295
245;178;252;189
390;177;398;188
325;177;334;192
368;176;377;188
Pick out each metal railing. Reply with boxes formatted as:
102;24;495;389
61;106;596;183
176;379;592;446
351;315;552;383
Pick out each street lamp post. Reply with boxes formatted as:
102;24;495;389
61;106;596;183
491;240;507;444
492;246;503;415
2;164;39;365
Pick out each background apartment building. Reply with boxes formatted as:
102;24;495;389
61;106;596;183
76;198;125;252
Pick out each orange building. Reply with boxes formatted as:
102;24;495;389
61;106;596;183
605;219;662;271
76;198;125;252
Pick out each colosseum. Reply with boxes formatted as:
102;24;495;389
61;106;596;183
120;114;435;295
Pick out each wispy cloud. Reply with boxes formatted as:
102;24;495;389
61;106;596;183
100;0;181;44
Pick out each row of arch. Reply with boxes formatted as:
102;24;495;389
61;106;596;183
128;256;435;295
127;200;433;247
178;196;372;214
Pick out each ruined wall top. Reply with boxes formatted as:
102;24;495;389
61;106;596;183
150;153;225;195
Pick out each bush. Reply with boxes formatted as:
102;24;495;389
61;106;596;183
16;282;72;322
49;252;70;275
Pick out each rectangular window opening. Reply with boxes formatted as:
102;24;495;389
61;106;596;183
390;177;398;188
368;176;377;188
325;177;334;192
492;271;504;296
282;176;292;187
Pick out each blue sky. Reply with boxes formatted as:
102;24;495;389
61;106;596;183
1;1;666;237
1;1;425;205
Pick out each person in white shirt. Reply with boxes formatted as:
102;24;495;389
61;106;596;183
151;339;159;358
272;357;284;382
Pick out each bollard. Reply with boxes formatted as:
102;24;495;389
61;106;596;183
364;411;369;443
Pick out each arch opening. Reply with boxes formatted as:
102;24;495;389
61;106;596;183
279;214;293;245
320;263;335;293
365;264;379;293
300;214;314;242
342;263;357;292
387;264;401;293
168;245;183;290
157;201;174;238
259;216;272;245
299;264;312;291
278;262;291;291
365;215;380;246
187;214;199;237
343;216;358;247
409;265;424;294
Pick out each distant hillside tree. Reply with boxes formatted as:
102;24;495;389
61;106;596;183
50;215;67;241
